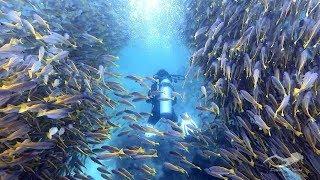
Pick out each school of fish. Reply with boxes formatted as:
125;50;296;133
1;0;320;179
182;0;320;179
0;0;130;179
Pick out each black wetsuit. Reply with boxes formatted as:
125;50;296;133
147;82;178;125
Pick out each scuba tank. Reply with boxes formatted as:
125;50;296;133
159;78;173;117
148;69;183;124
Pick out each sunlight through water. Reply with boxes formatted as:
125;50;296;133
127;0;186;49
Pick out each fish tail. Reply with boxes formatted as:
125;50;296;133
28;70;33;78
185;171;189;177
294;131;303;137
71;42;77;49
45;57;53;64
118;149;125;155
34;31;43;40
293;88;300;96
3;66;9;71
37;110;45;117
263;156;273;163
45;24;51;31
303;41;310;49
250;160;255;167
46;133;52;139
309;117;316;122
263;127;271;136
35;71;41;78
273;109;279;118
153;153;158;158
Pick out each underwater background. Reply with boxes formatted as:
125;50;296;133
0;0;319;180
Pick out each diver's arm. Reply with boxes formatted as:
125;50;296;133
173;96;177;105
146;83;157;104
146;91;154;103
172;86;177;105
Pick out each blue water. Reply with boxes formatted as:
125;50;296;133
118;38;189;78
85;1;193;179
118;0;190;76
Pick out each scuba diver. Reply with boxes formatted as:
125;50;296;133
146;69;182;125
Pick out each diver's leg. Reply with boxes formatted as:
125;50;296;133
171;109;178;123
148;112;160;125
